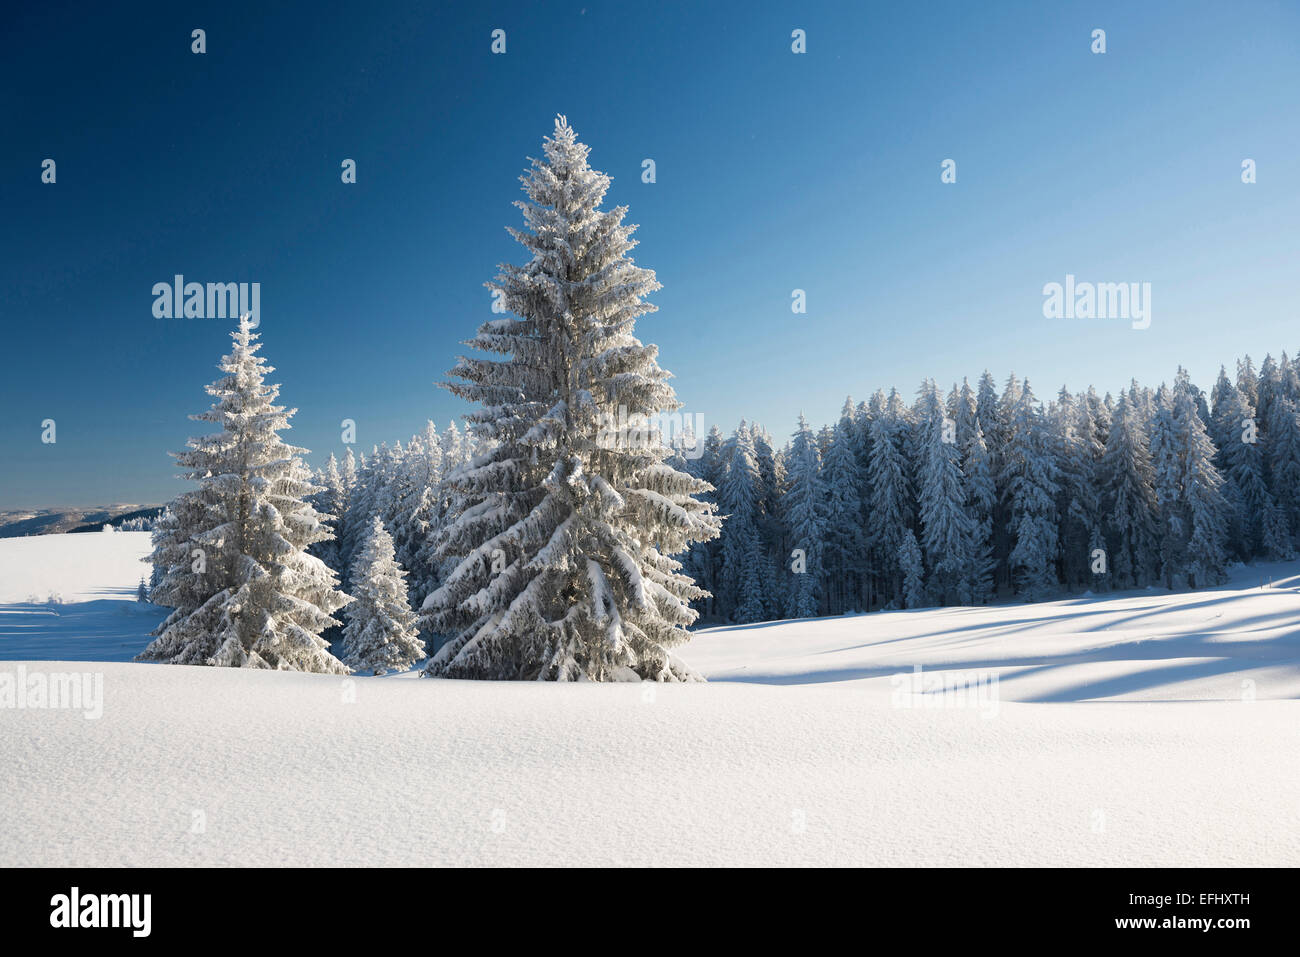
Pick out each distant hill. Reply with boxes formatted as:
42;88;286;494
67;506;165;534
0;506;163;538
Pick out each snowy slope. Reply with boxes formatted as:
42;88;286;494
0;531;166;663
687;562;1300;703
0;529;153;604
1;534;1297;866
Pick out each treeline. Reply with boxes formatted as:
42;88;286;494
138;330;1300;664
671;355;1300;623
135;117;1300;681
303;422;480;641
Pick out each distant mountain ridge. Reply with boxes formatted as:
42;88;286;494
0;506;163;538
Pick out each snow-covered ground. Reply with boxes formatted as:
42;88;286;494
2;532;1297;866
0;531;165;662
688;567;1300;703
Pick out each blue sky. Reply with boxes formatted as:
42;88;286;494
3;0;1298;508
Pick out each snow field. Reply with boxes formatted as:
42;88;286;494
1;532;1296;866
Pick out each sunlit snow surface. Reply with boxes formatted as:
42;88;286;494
1;532;1296;865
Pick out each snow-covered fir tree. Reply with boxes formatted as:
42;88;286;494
339;447;385;589
1101;389;1160;588
1149;385;1186;589
1210;370;1275;559
749;423;786;620
420;117;720;681
1265;395;1300;544
147;506;173;594
1236;356;1259;410
139;315;351;673
782;414;825;618
1256;354;1284;440
331;448;358;574
683;425;725;619
975;372;1001;452
999;381;1060;600
309;452;347;573
341;517;424;675
898;528;925;610
866;390;912;607
1262;497;1296;560
716;424;767;623
1050;388;1104;588
954;380;996;603
389;422;444;600
915;380;975;604
990;372;1024;591
820;409;867;614
1171;370;1231;588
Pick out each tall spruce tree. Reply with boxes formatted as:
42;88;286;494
420;117;720;681
1211;370;1273;558
391;421;444;598
749;423;786;620
1102;390;1160;588
1050;388;1103;588
821;411;866;614
955;380;996;603
309;452;347;574
1266;396;1300;543
1149;386;1185;588
867;390;912;607
716;425;767;623
1172;370;1231;588
1236;356;1259;410
990;373;1024;591
1000;380;1061;600
915;380;974;604
684;425;725;619
783;414;825;618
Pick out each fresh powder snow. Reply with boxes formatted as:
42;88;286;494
1;531;1296;866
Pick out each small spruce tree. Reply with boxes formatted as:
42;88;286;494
342;518;424;674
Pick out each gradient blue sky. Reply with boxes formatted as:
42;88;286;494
3;0;1298;508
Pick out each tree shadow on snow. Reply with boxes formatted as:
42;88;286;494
0;599;168;663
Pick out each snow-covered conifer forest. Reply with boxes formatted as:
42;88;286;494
293;352;1300;645
5;6;1300;880
116;121;1300;676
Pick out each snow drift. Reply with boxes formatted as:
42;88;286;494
1;532;1296;866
